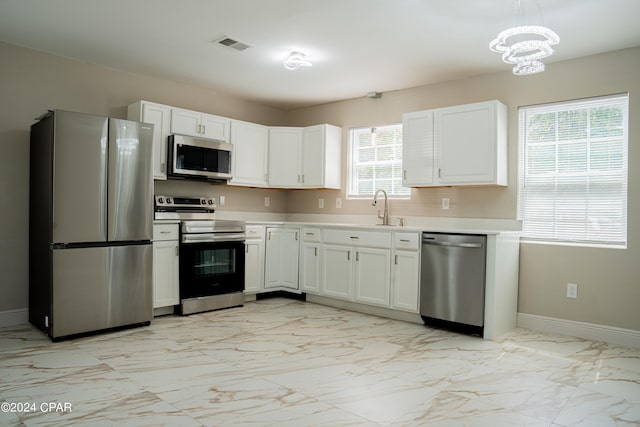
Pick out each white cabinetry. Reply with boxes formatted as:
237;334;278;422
152;223;179;309
127;101;171;180
402;100;507;187
268;124;342;189
321;229;391;307
229;120;269;187
300;228;322;294
391;232;420;312
267;127;302;187
264;227;300;291
170;108;230;142
244;225;265;294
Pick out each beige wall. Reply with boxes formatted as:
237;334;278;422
285;47;640;331
2;40;639;332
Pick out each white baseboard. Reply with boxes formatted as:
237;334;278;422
517;313;640;349
0;308;29;328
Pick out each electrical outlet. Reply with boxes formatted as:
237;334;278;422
442;197;450;210
264;197;270;207
567;282;578;299
336;198;342;208
219;195;225;206
318;198;324;209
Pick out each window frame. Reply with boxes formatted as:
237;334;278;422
347;123;410;200
517;93;629;248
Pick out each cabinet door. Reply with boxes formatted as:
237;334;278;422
200;113;230;142
391;250;420;312
301;125;325;187
170;109;201;137
268;127;302;187
436;101;497;185
244;239;264;293
142;103;171;180
152;241;179;308
229;120;268;186
281;228;300;290
264;228;283;289
402;110;435;186
301;242;321;293
354;247;391;307
321;245;352;300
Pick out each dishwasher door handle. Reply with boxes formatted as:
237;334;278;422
422;240;483;248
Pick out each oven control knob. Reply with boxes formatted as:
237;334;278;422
201;199;207;205
157;197;165;204
166;197;172;204
208;199;214;205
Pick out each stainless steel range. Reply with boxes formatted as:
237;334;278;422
155;195;245;315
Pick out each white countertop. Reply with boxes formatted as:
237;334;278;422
214;212;521;235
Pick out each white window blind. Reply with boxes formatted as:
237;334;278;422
349;124;410;197
518;94;628;247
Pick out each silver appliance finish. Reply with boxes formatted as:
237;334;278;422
29;110;154;340
169;134;233;181
420;233;487;328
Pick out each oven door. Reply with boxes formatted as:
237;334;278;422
179;240;245;299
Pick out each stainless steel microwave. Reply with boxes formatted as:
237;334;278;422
168;134;233;182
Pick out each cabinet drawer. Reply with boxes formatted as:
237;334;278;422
323;229;391;248
153;223;179;241
394;232;420;251
302;227;321;242
245;225;265;240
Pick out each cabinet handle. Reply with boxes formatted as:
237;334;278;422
297;174;301;183
301;174;305;183
295;232;298;241
268;231;271;240
394;254;398;265
264;173;268;181
197;124;202;134
347;251;350;261
438;168;442;178
356;252;359;262
246;245;249;253
400;239;410;242
175;246;179;256
350;236;359;240
403;170;407;180
202;125;206;134
306;232;314;236
314;247;318;256
160;231;171;234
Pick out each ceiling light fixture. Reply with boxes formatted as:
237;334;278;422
489;0;559;75
283;51;312;70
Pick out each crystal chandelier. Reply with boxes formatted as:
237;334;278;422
489;1;559;75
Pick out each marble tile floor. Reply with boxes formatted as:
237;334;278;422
1;297;639;426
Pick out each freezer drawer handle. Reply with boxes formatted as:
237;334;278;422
422;240;483;248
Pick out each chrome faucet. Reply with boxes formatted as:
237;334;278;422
372;189;390;225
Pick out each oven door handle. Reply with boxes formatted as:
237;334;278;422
181;233;246;243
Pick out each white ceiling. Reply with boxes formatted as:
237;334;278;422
1;0;640;110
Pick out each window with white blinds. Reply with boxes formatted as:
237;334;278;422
348;124;410;198
518;94;629;247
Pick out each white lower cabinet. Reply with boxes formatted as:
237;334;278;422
321;229;391;307
244;226;265;294
264;227;300;290
390;232;421;313
152;223;179;309
300;228;322;294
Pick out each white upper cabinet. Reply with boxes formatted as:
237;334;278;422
127;101;171;180
170;108;230;142
402;100;508;187
268;124;342;189
229;120;269;187
402;110;435;186
268;127;303;187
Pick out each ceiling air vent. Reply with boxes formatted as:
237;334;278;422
215;36;251;51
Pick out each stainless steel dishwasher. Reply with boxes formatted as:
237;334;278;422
420;233;486;336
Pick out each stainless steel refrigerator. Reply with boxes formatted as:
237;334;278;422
29;110;154;340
